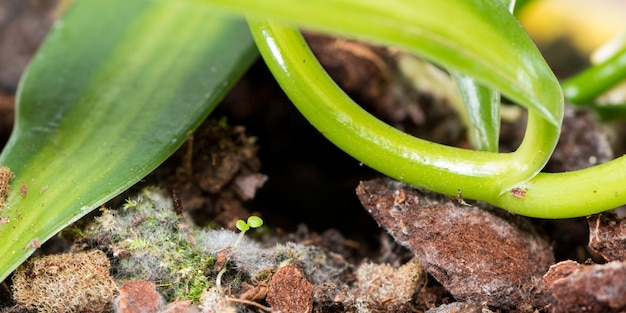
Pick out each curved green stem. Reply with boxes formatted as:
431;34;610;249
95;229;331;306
247;20;559;203
252;20;626;218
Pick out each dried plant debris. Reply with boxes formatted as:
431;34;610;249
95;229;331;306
79;187;445;312
542;260;626;313
351;258;425;312
357;178;554;311
199;288;236;313
0;166;13;210
588;212;626;262
425;302;494;313
11;250;117;313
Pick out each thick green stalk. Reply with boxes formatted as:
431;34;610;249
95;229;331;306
251;19;626;218
207;0;563;195
247;20;557;201
492;156;626;218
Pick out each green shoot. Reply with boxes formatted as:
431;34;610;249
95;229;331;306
216;215;264;294
234;215;264;248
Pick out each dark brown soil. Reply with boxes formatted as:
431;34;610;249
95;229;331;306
2;1;626;312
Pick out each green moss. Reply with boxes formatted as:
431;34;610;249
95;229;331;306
85;187;215;303
82;187;277;304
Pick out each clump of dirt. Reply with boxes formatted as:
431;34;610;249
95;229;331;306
147;117;267;229
425;302;493;313
266;265;314;313
0;166;13;211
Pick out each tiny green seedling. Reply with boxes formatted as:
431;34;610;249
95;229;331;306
234;215;263;248
216;215;264;294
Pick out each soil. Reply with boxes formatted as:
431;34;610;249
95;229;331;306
1;1;626;313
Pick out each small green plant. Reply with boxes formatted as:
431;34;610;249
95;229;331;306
1;0;626;282
216;215;263;294
235;216;264;246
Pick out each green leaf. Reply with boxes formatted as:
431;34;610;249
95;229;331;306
448;0;516;152
0;0;257;282
246;216;263;228
236;220;250;232
451;72;501;152
202;0;563;127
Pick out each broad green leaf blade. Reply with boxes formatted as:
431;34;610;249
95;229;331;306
202;0;563;128
0;0;257;282
452;73;500;152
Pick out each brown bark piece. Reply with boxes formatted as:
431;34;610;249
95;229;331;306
588;212;626;262
543;260;626;313
356;178;554;310
267;265;314;313
541;260;582;288
115;280;164;313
